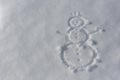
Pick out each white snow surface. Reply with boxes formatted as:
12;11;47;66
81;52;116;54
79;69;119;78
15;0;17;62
0;0;120;80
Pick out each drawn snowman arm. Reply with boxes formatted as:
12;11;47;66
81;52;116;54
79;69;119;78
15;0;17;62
88;26;105;35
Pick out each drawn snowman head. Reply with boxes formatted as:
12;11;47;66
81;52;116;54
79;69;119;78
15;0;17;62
68;11;90;29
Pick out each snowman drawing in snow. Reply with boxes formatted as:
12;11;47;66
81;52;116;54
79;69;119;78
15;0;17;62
57;12;105;73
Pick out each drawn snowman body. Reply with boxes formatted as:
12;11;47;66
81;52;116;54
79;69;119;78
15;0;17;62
57;12;104;72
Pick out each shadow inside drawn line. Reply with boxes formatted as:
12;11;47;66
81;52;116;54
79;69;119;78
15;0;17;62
59;44;70;67
88;64;98;72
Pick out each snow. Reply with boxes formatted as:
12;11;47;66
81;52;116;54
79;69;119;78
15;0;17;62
0;0;120;80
